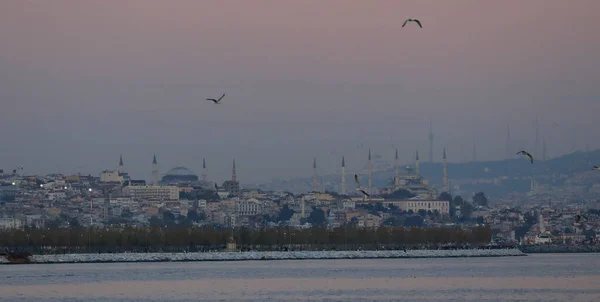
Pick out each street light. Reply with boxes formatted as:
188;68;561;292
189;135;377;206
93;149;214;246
88;188;93;253
88;189;93;225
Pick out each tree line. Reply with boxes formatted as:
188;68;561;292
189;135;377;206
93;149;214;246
0;225;492;254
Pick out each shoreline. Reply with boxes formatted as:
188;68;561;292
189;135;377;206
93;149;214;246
1;248;525;265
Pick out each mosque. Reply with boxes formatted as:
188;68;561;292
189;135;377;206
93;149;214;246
160;166;198;184
313;146;451;215
99;154;240;195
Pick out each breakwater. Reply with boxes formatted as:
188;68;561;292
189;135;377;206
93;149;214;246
0;248;525;264
520;244;600;253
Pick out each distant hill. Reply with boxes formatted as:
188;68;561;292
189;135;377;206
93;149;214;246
415;150;600;187
253;150;600;196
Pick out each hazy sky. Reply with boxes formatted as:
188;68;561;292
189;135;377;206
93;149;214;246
1;0;599;183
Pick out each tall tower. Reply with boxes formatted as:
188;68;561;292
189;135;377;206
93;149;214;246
312;157;318;192
341;156;346;195
368;150;372;195
202;158;207;181
428;121;434;163
542;137;547;161
151;154;159;186
415;150;420;175
534;117;540;157
443;148;448;193
506;125;511;159
394;149;400;190
118;154;124;174
231;159;237;183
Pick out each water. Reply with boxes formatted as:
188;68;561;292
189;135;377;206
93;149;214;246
0;254;599;301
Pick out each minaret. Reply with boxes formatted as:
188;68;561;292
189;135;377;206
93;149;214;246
534;117;540;157
151;154;158;186
202;158;207;181
415;150;420;175
312;158;318;192
542;137;547;161
341;156;346;195
506;125;511;159
368;150;372;195
118;154;124;173
231;159;237;183
394;149;400;190
428;121;434;163
443;148;448;193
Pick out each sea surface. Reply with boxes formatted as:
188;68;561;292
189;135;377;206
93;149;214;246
0;253;598;302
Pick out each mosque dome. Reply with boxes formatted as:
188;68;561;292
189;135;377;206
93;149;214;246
161;165;199;184
165;166;196;177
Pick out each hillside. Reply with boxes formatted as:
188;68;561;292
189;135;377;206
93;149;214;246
254;150;600;196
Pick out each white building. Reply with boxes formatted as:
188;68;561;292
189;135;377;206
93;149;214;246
235;198;263;217
0;217;23;229
109;197;137;209
382;199;450;216
122;186;179;201
101;170;125;183
196;199;207;211
46;191;67;202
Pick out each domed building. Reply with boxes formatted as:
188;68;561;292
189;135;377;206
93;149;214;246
160;165;199;185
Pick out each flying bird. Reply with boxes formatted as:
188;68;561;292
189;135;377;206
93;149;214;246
207;93;225;104
354;174;370;197
358;189;370;197
516;150;534;164
592;166;600;171
402;18;422;28
575;214;588;224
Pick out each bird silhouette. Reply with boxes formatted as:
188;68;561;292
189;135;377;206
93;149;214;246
402;18;422;28
358;189;370;197
207;94;225;104
354;174;370;197
574;214;588;230
516;150;534;164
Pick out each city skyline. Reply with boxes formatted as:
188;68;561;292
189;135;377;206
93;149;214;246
1;0;599;182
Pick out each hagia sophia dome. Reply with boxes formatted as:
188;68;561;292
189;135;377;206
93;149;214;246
160;165;199;184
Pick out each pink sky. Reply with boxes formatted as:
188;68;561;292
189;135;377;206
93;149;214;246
1;0;599;181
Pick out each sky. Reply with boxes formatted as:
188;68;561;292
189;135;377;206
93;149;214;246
1;0;599;183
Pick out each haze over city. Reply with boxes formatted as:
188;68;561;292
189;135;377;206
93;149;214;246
1;0;599;183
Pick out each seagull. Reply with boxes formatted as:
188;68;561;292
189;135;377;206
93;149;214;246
575;214;588;224
207;93;225;104
402;18;422;28
516;150;534;164
354;174;370;197
592;166;600;171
